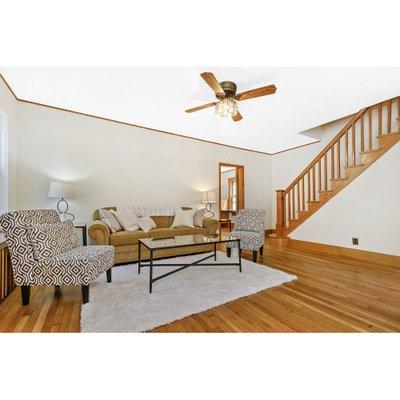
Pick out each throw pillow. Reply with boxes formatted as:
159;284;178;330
99;208;122;233
137;216;156;233
171;209;195;228
111;209;139;231
193;208;205;227
28;220;80;261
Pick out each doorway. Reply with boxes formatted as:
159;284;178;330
218;162;244;221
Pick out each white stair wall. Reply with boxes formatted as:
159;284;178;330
290;143;400;256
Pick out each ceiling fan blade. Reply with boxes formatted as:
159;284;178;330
232;111;243;122
200;72;225;97
185;102;217;113
235;84;276;101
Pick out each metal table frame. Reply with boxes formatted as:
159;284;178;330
138;238;242;293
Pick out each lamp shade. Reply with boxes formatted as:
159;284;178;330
201;190;216;204
48;181;76;199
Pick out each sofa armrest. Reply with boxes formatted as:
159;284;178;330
203;218;219;235
88;220;111;245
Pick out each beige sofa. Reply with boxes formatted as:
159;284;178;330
88;207;219;264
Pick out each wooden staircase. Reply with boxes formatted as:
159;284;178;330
275;96;400;237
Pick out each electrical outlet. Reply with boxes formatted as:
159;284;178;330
352;237;359;245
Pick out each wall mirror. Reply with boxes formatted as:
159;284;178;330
218;163;244;220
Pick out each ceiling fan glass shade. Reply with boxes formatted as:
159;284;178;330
215;98;238;118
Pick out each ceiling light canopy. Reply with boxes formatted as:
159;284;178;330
215;98;238;118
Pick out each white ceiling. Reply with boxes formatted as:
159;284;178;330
2;67;400;153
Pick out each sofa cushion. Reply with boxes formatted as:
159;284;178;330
151;215;174;228
110;230;148;246
93;207;116;221
114;244;138;254
176;227;207;236
193;209;205;227
112;209;139;231
171;209;195;228
148;227;207;239
99;208;122;233
137;216;156;233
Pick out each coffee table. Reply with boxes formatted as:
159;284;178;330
138;234;241;293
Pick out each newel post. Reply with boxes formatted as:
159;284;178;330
276;190;285;237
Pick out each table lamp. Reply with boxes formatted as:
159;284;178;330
201;190;216;218
48;181;76;221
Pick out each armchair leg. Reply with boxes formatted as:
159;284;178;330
106;267;112;283
226;247;231;258
82;285;89;304
54;285;61;297
21;285;30;306
252;250;257;263
260;245;264;256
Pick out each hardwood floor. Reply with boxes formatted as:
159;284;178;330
1;239;399;332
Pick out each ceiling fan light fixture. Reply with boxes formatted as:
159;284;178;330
215;98;238;118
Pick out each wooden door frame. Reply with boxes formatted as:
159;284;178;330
218;162;245;219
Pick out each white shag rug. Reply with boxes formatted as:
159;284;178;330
80;251;296;332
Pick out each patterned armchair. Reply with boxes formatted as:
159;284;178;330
226;209;266;263
0;209;114;305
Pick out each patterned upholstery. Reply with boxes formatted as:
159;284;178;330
34;246;114;286
0;209;114;286
226;209;266;251
28;220;80;261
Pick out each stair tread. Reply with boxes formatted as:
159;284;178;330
330;177;348;182
318;189;333;193
360;148;382;155
344;164;365;169
377;131;400;138
307;200;320;203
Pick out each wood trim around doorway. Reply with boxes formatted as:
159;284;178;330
218;162;245;219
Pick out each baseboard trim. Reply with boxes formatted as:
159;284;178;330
289;239;400;268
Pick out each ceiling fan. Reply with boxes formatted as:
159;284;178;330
185;72;277;122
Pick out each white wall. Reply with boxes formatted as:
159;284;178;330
17;103;273;227
290;143;400;256
0;78;19;211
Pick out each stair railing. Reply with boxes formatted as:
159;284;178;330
275;96;400;237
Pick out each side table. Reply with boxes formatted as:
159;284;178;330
219;219;232;232
74;223;87;246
